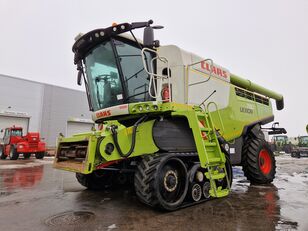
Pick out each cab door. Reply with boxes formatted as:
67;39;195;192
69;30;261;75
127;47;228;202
3;128;11;145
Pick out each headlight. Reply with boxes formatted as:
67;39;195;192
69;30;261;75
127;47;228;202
19;145;24;149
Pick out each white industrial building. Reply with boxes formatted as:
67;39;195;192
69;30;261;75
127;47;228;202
0;74;93;148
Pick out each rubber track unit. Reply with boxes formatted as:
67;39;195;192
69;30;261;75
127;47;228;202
76;170;117;190
134;152;231;210
242;137;276;184
134;154;163;208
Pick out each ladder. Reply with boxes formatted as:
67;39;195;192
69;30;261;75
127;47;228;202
188;107;231;198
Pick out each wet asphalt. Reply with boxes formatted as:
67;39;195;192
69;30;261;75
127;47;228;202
0;155;307;231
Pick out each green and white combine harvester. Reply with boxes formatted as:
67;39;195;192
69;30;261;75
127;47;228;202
54;20;285;210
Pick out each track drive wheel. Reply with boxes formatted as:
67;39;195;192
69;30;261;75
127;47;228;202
0;146;6;159
9;145;19;160
76;170;117;190
35;152;45;159
242;137;276;184
24;153;31;159
134;155;188;211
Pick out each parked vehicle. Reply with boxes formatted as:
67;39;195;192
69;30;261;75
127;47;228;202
54;20;285;210
291;136;308;158
0;126;46;160
270;135;291;153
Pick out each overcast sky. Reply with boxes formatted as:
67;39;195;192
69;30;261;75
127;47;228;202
0;0;307;136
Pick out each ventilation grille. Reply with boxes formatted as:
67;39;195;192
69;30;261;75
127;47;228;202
235;87;269;106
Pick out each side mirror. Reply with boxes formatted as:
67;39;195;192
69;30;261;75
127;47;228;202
143;26;154;47
143;24;164;48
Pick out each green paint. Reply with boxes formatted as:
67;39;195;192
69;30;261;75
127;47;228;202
209;85;273;141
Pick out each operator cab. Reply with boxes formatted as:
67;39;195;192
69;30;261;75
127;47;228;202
298;136;308;147
73;20;162;115
272;135;288;143
84;37;153;111
1;127;23;145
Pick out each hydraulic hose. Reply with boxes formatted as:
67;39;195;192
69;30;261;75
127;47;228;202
110;115;148;158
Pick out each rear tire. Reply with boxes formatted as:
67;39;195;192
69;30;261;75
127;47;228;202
134;154;188;211
9;145;19;160
284;144;291;154
0;146;6;159
35;152;45;159
23;153;31;159
242;137;276;184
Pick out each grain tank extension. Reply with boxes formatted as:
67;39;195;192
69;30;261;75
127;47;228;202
54;20;285;210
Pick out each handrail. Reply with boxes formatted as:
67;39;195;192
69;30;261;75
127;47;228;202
206;102;225;136
141;48;171;102
187;59;214;87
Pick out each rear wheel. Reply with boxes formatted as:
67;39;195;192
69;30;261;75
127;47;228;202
9;145;19;160
134;154;188;211
291;152;300;158
284;144;291;154
23;153;31;159
35;152;45;159
242;137;276;184
0;146;6;159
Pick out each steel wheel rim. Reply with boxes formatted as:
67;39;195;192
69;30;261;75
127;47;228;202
203;182;211;199
259;149;272;175
191;183;202;201
158;159;187;204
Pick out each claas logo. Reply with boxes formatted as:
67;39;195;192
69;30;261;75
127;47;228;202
96;110;111;118
201;61;228;78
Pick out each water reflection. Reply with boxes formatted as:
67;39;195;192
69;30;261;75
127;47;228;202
71;180;298;231
0;165;43;191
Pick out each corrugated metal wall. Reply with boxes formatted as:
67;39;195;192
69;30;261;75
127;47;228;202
41;85;92;146
0;74;92;147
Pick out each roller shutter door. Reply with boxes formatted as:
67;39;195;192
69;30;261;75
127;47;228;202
66;121;93;137
0;115;29;138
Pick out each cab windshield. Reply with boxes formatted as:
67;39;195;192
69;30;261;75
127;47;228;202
274;136;287;142
299;136;308;146
11;129;22;136
84;38;153;111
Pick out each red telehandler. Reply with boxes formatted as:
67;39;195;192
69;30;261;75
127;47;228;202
0;126;46;160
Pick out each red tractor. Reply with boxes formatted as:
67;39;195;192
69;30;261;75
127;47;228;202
0;126;46;160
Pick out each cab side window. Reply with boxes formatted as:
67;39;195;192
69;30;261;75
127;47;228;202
3;129;10;145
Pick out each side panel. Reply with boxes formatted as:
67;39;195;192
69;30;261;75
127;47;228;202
209;85;273;141
99;120;159;162
187;66;273;141
188;68;230;110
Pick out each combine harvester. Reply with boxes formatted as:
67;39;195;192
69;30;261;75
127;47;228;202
54;20;285;210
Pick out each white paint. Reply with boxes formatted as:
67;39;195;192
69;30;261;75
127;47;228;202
92;104;129;121
0;115;29;138
66;121;93;137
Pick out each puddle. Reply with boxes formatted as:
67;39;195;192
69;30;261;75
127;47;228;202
0;165;43;191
